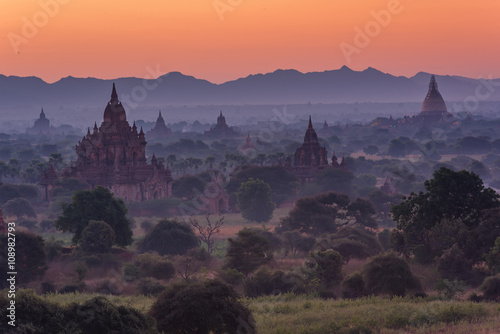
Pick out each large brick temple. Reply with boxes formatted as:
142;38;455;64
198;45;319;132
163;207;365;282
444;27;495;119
41;84;173;202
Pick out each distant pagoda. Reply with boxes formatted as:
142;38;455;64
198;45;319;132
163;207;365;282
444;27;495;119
204;111;237;138
147;110;172;139
26;108;53;135
287;116;347;183
416;75;453;124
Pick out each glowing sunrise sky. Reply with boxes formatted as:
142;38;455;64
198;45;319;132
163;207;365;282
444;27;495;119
1;0;499;83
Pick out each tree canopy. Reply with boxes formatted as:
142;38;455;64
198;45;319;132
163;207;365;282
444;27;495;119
391;167;500;263
80;220;116;253
237;178;275;223
224;228;272;276
2;197;36;218
138;219;199;256
149;280;255;334
278;192;377;236
55;186;133;247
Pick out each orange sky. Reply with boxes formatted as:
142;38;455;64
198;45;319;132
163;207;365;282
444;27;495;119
1;0;499;83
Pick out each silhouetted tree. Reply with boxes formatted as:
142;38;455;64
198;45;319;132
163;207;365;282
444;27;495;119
149;280;255;334
139;219;199;256
237;178;275;222
391;167;499;263
2;197;36;219
55;186;133;246
224;228;272;276
80;220;115;253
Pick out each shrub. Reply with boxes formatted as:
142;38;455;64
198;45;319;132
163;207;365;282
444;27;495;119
305;249;344;289
140;220;154;233
135;253;176;280
362;253;422;297
137;278;166;296
435;279;467;300
224;228;272;276
79;220;116;253
149;280;255;334
44;237;63;261
480;274;500;301
65;296;158;334
217;268;245;286
341;272;366;299
41;282;56;294
139;219;199;256
123;263;140;282
244;267;304;298
93;279;121;295
437;244;473;282
59;282;85;294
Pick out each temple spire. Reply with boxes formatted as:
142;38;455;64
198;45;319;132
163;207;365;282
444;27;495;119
111;83;118;102
308;115;313;129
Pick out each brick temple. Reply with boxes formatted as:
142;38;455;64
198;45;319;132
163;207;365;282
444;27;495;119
41;84;173;202
286;116;346;183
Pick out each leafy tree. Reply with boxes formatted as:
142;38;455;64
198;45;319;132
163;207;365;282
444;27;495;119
55;186;133;246
0;184;22;205
244;267;304;298
172;175;207;199
479;274;500;301
0;231;47;288
135;253;176;280
486;236;500;274
138;219;199;255
391;167;499;263
226;166;299;205
149;280;256;334
66;296;158;334
305;249;344;289
361;253;422;297
437;244;473;282
2;197;36;218
224;228;272;276
315;226;383;263
281;230;316;256
279;192;377;236
341;272;366;299
80;220;116;253
237;178;275;222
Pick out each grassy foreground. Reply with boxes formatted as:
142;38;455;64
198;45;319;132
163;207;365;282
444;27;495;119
44;292;500;333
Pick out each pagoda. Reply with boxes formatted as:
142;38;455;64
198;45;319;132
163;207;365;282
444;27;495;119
147;110;172;139
416;75;453;124
289;116;346;183
42;84;173;202
204;111;237;138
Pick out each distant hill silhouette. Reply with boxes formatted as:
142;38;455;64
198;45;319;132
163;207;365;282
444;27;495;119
1;66;498;116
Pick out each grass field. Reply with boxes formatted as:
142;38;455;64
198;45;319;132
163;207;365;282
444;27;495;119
42;291;500;333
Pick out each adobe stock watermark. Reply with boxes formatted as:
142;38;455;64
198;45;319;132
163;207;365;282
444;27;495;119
120;65;164;111
340;0;412;64
451;75;500;114
213;0;243;21
7;0;71;54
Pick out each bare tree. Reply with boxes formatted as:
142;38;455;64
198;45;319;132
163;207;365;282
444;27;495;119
189;214;224;255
